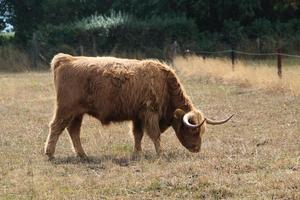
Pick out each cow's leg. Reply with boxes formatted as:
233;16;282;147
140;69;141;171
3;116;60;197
132;119;144;154
67;114;87;158
44;109;72;159
144;112;162;155
151;135;161;156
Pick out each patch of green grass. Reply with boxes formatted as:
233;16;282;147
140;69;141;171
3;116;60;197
112;144;133;154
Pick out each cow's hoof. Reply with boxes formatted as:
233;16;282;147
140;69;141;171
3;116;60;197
77;154;89;161
45;153;55;161
131;151;143;161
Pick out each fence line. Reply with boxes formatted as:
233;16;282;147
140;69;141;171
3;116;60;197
195;49;300;58
279;53;300;58
29;30;300;78
233;50;276;56
197;50;232;54
192;49;300;78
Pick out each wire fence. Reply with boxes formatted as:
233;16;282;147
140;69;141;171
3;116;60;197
29;32;300;78
189;49;300;78
196;49;300;57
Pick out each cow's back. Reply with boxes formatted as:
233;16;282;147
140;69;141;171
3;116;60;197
52;55;170;123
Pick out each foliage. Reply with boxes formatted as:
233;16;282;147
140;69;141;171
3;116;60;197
0;32;14;45
37;12;198;59
2;0;300;56
222;20;245;48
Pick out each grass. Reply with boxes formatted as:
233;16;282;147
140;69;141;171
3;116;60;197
175;55;300;96
0;46;50;72
0;45;31;72
0;57;300;199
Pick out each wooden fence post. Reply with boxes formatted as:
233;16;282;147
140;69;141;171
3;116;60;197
171;40;179;58
79;44;84;56
277;48;282;78
31;32;38;68
231;49;235;71
92;35;97;56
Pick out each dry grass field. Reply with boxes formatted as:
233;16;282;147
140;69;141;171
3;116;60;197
175;56;300;96
0;57;299;199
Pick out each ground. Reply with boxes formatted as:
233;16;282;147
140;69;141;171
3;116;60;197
0;68;299;199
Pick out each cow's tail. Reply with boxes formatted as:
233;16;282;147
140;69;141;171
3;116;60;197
50;53;72;71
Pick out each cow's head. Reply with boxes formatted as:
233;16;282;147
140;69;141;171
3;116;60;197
172;109;233;153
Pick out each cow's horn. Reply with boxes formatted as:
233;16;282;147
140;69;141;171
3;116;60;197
183;112;205;128
205;114;234;125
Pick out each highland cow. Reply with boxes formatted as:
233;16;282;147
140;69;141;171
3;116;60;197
45;53;233;159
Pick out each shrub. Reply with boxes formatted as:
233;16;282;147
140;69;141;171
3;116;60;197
0;32;14;46
37;12;199;59
222;19;245;48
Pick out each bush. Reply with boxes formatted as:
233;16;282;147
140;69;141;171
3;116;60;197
222;19;245;48
0;32;14;46
37;12;199;59
198;32;223;51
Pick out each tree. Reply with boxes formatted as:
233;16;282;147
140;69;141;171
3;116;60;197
0;0;13;31
223;19;245;48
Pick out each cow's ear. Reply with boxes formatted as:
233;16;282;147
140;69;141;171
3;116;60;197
172;109;185;131
173;109;185;120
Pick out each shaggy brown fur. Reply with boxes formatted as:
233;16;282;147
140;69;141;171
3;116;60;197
45;53;208;159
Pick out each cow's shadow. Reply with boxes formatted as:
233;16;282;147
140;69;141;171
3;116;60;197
51;155;131;167
50;150;191;167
